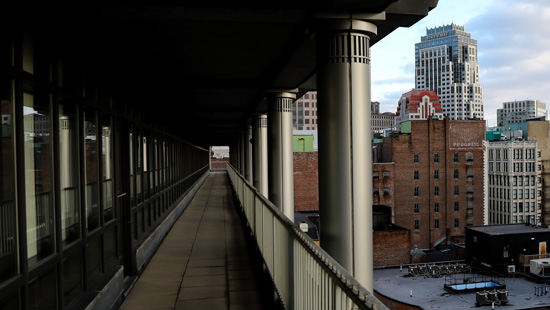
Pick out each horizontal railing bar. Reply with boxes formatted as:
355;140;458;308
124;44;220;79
227;164;388;310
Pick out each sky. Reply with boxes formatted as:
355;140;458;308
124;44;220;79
371;0;550;127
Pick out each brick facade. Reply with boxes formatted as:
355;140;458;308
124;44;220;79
210;158;229;171
293;152;319;211
373;230;410;267
376;117;485;249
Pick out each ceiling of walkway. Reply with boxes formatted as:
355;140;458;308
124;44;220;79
15;2;437;148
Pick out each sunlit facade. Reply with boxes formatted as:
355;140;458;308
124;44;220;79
415;24;484;120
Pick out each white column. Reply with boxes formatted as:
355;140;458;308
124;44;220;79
253;114;269;197
316;19;376;291
239;129;245;175
267;91;296;222
244;123;253;183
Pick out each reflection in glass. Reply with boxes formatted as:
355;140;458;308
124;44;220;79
63;251;82;305
59;103;80;245
102;115;114;221
24;92;55;266
0;79;18;281
129;131;134;206
29;268;57;309
86;237;102;284
84;110;99;231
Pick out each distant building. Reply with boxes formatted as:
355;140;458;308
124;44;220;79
395;90;443;126
371;101;395;134
485;140;542;225
292;91;318;130
415;24;484;120
497;99;547;127
466;224;550;274
373;117;486;249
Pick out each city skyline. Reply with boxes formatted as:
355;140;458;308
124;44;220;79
371;0;550;127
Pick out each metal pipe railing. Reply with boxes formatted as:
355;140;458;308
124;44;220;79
227;164;388;310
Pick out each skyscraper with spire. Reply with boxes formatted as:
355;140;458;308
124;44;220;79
415;24;484;120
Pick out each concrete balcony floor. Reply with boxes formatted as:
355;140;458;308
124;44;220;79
120;172;270;310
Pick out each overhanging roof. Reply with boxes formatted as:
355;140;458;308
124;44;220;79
7;2;438;148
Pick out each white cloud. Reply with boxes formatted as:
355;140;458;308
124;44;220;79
371;0;550;125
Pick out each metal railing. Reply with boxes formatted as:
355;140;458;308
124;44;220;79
227;164;388;310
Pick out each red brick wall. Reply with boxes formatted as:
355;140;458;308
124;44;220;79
210;158;229;171
384;118;485;249
293;152;319;211
373;230;411;266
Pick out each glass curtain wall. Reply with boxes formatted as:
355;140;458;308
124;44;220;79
23;90;55;267
0;78;17;282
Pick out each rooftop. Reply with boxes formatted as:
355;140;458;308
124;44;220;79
374;267;550;309
468;224;550;236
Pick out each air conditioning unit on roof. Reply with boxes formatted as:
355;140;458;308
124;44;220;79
507;265;515;273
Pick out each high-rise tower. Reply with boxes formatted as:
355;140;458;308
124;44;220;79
415;24;484;120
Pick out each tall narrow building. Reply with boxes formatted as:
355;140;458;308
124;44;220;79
415;24;484;120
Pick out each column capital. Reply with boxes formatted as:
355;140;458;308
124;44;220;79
264;89;298;100
313;17;378;36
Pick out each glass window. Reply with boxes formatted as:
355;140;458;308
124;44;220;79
414;203;419;213
434;202;440;212
414;220;420;230
434;153;440;163
414;153;419;163
454;169;459;179
434;186;440;196
454;202;459;212
84;110;100;231
414;187;419;197
102;115;114;222
454;185;459;195
29;268;57;309
59;102;80;245
434;219;440;229
434;169;439;180
454;152;459;162
63;250;82;305
414;170;419;180
454;218;459;228
24;91;55;266
86;237;102;284
0;78;18;281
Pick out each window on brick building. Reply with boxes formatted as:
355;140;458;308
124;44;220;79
414;203;419;213
373;171;379;180
454;169;459;179
414;220;420;230
414;187;419;197
454;218;459;228
414;170;419;180
454;152;459;163
434;169;439;180
434;202;440;213
414;153;419;163
454;201;459;212
454;185;459;195
434;186;440;196
434;219;440;229
434;153;440;163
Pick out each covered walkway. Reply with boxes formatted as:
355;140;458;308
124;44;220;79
120;172;270;310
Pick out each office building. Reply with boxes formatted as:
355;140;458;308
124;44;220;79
292;91;318;130
485;140;542;225
373;117;486;249
371;101;396;134
497;99;547;127
415;24;484;120
395;90;443;126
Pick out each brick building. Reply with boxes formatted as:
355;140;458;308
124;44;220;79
374;117;485;249
293;152;319;212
